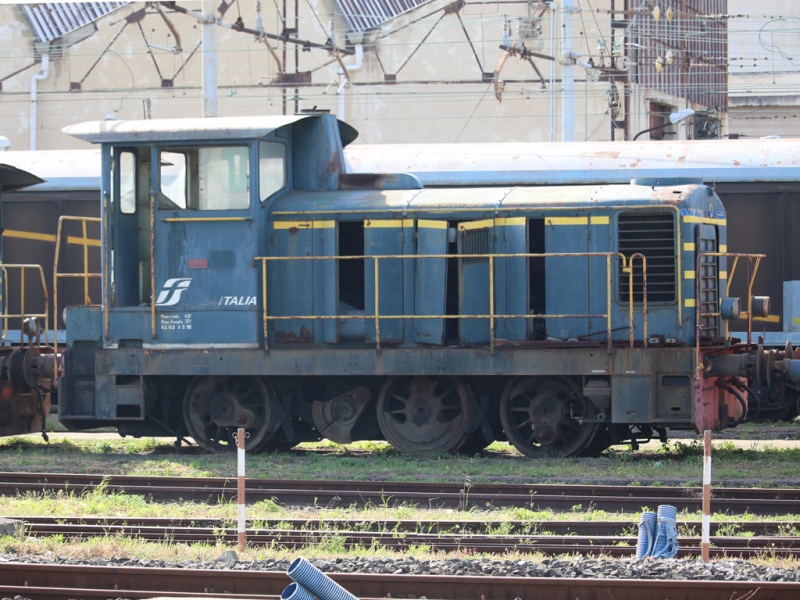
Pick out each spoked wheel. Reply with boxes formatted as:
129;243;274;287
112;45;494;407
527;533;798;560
377;376;473;456
183;376;278;452
500;377;598;458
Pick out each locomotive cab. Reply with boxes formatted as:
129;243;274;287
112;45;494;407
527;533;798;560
59;115;354;441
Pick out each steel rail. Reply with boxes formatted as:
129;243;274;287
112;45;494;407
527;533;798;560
2;562;799;600
1;473;798;514
13;520;800;558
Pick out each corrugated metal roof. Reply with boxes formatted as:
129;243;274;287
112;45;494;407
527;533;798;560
21;2;127;43
336;0;431;33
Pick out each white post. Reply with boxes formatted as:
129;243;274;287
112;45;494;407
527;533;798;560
202;0;218;117
549;4;556;142
702;429;711;561
561;0;575;142
237;427;246;553
30;54;50;150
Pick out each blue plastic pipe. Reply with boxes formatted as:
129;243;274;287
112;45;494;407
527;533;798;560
288;557;359;600
635;511;657;560
282;582;318;600
651;504;679;558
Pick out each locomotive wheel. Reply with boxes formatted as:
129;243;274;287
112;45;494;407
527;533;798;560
376;376;472;456
499;377;597;458
183;376;277;452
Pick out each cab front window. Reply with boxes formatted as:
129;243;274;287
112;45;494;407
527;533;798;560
158;145;250;210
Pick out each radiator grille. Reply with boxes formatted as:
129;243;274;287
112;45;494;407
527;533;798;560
618;213;676;303
461;227;490;263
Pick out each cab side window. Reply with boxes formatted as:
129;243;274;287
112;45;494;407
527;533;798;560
259;141;286;201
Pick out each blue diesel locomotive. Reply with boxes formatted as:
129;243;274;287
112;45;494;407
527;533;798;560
37;113;800;456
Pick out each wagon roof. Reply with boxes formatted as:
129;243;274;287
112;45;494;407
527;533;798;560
0;163;44;192
63;114;359;146
0;150;100;191
344;137;800;185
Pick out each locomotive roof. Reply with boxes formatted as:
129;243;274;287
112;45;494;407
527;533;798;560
0;150;100;191
344;137;800;185
63;114;358;146
271;182;712;216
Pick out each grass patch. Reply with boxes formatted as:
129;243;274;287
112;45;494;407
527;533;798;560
2;425;800;488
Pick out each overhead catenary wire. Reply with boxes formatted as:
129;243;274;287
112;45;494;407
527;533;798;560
1;3;799;141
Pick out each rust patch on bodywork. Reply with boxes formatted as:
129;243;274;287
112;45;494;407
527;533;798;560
274;326;313;343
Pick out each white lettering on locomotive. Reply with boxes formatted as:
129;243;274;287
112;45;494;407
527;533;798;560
218;296;257;306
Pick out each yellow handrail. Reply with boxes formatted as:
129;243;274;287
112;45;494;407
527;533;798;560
254;251;651;353
53;216;102;377
0;264;50;344
694;252;765;373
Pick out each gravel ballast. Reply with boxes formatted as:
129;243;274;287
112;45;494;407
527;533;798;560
1;554;799;583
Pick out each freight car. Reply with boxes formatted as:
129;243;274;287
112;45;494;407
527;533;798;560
0;162;56;437
0;150;101;339
34;113;797;456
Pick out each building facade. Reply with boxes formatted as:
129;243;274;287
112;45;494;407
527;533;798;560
0;1;729;148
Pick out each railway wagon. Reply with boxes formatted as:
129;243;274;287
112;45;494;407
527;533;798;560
0;163;57;437
0;150;101;338
49;113;799;456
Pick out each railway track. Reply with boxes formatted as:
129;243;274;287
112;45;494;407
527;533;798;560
2;472;799;514
13;515;800;535
2;562;799;600
9;516;800;558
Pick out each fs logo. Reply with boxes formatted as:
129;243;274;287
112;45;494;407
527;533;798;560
155;278;192;306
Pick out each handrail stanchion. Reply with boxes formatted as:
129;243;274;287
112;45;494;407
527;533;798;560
746;257;762;346
374;257;381;355
0;266;7;341
489;255;495;353
607;255;613;354
19;268;25;345
150;192;156;339
262;259;269;353
624;254;634;348
103;191;109;341
630;253;648;348
82;219;90;304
